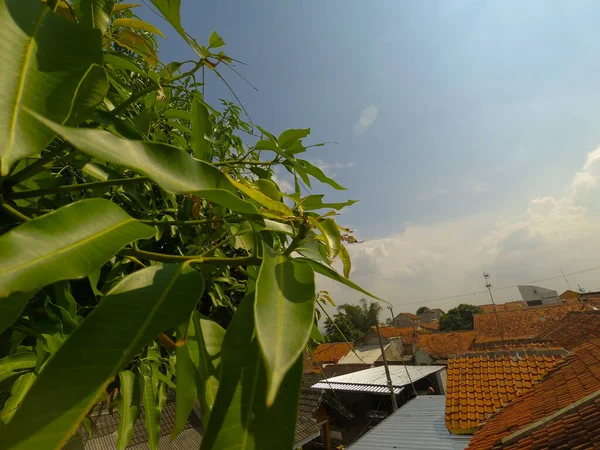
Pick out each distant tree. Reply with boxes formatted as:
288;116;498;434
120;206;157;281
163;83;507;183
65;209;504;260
324;298;382;342
416;306;430;315
439;304;483;331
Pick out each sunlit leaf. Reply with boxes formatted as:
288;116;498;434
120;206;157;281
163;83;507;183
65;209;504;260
0;372;36;424
0;199;154;300
191;94;212;160
228;175;292;216
116;370;140;450
30;114;260;216
255;244;315;404
112;18;166;38
0;264;204;450
302;194;358;211
113;30;158;66
255;179;282;202
111;3;140;14
339;244;351;278
0;353;36;384
278;128;309;149
309;217;341;261
140;374;160;450
208;30;225;48
310;324;324;343
0;0;105;175
104;52;149;78
73;0;114;34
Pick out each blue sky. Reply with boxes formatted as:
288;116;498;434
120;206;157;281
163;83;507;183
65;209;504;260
141;1;600;314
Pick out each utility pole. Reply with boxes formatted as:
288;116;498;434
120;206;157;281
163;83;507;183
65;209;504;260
484;272;505;342
388;306;418;397
375;321;398;411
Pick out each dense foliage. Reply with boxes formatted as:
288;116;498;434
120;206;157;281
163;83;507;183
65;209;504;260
324;299;381;342
0;1;380;448
439;304;483;331
416;306;429;315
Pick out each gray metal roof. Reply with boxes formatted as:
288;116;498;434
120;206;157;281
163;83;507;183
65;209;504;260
311;365;444;394
348;396;471;450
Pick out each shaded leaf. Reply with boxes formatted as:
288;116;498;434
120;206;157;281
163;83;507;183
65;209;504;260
0;372;36;425
0;0;105;175
200;294;303;450
73;0;114;34
116;370;140;450
0;292;34;336
30;114;260;216
0;198;154;299
0;264;204;450
191;94;212;160
339;244;351;278
0;353;36;384
278;128;310;149
104;52;149;78
310;324;324;343
255;244;315;404
140;374;160;450
112;18;166;38
296;237;328;264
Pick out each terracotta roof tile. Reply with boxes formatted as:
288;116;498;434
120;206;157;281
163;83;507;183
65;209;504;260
479;302;526;314
401;312;421;321
311;343;352;367
416;331;476;358
473;304;591;343
537;311;600;351
445;348;567;434
373;326;418;343
467;337;600;449
420;321;440;331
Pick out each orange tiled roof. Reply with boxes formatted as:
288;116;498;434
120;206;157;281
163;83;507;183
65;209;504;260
375;326;418;344
479;302;525;314
311;343;352;365
467;337;600;449
417;331;475;358
445;348;567;434
401;312;421;321
473;304;589;343
420;321;440;331
537;311;600;351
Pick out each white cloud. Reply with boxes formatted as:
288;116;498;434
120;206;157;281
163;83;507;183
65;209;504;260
472;182;488;195
272;166;294;194
353;105;378;135
311;159;356;177
319;145;600;316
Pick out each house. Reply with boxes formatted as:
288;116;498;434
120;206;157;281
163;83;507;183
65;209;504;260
392;312;421;328
310;342;353;372
348;396;470;450
472;303;589;344
415;331;476;365
467;337;600;449
418;308;445;323
517;285;560;307
478;301;524;314
537;310;600;350
363;326;418;356
445;347;568;434
420;320;441;331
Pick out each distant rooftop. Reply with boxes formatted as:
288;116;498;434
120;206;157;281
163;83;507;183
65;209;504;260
417;331;476;359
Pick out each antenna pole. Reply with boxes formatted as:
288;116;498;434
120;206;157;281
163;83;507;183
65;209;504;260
376;321;398;411
560;267;573;290
389;306;418;398
484;272;505;342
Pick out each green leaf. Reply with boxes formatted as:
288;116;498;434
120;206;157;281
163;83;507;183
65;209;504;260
255;244;315;405
111;3;140;14
0;372;36;424
200;294;303;450
104;53;149;78
140;374;160;450
72;0;114;34
134;108;158;138
0;0;105;175
208;30;225;48
113;29;158;66
300;161;346;190
309;217;341;261
0;353;36;384
278;128;310;149
0;292;33;336
0;264;204;450
339;244;351;278
112;18;165;37
149;0;201;55
296;237;328;264
173;321;198;438
310;324;325;343
158;381;167;412
228;176;293;216
296;258;385;302
255;179;282;202
302;194;358;211
30;114;259;216
116;370;140;450
191;94;212;160
0;198;154;300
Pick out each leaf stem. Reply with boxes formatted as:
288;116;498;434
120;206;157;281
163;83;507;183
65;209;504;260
140;216;244;226
7;146;67;185
0;200;31;222
212;160;273;166
120;248;262;265
11;177;149;199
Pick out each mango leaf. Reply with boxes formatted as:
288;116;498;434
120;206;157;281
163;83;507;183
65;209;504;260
116;370;140;450
112;18;166;38
113;30;158;66
278;128;310;149
255;244;315;405
0;198;154;300
173;321;199;438
200;294;303;450
208;31;225;48
255;179;282;202
0;372;36;424
296;257;385;302
0;264;205;450
73;0;114;34
302;194;358;211
104;53;149;78
310;324;324;343
296;237;328;264
0;292;34;336
112;3;140;14
228;175;292;216
298;160;346;190
0;0;105;175
309;217;341;261
140;374;160;450
339;244;351;278
30;114;259;216
0;353;36;384
191;95;212;160
149;0;201;55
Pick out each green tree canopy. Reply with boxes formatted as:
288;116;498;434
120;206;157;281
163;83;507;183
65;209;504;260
439;304;483;331
416;306;430;315
324;298;381;342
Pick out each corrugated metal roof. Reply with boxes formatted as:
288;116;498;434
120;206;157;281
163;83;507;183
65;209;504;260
311;365;444;394
348;396;470;450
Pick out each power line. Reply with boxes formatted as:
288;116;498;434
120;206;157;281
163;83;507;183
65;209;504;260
390;265;600;308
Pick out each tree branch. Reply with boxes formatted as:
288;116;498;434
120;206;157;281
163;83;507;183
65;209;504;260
120;248;262;265
11;177;149;199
